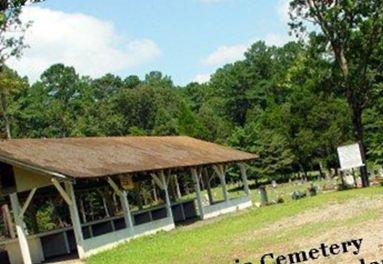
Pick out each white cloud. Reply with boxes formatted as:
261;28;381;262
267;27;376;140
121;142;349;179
202;44;248;66
8;7;161;81
193;73;211;84
265;33;291;47
277;0;291;23
202;33;291;67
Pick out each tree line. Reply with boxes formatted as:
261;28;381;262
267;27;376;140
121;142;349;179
0;38;381;182
0;0;383;184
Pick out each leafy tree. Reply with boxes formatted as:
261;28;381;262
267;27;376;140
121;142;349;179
91;74;124;100
13;64;94;138
177;100;206;138
364;100;383;167
0;0;43;138
209;61;252;126
144;71;173;88
112;77;181;135
197;97;234;143
0;0;43;64
128;126;147;136
289;0;383;186
3;36;381;184
113;86;157;133
124;75;141;89
0;67;26;138
181;82;209;113
229;123;295;181
280;43;352;175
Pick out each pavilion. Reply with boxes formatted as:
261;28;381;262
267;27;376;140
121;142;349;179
0;136;256;264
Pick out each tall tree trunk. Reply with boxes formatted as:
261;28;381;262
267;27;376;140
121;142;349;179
351;106;369;187
332;42;369;187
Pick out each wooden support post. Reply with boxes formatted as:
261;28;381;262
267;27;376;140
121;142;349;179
107;178;134;230
52;179;72;205
152;179;158;202
174;175;182;199
159;171;174;220
180;202;186;221
101;196;110;217
63;231;71;254
199;169;205;190
64;181;85;259
119;190;134;229
239;163;251;196
18;188;37;219
9;193;32;264
203;168;214;205
213;165;229;202
79;197;87;223
191;168;204;219
1;204;15;239
151;173;164;190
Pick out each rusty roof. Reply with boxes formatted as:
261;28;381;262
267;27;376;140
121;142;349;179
0;136;256;178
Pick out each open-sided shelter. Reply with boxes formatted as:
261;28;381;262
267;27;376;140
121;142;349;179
0;136;256;264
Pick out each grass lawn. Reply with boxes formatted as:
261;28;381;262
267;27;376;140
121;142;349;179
86;184;383;264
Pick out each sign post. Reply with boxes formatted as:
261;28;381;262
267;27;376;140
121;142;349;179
337;143;366;187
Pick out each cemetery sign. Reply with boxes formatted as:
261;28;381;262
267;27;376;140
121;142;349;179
337;143;364;171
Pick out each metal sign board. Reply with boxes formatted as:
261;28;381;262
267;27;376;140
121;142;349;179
337;143;364;171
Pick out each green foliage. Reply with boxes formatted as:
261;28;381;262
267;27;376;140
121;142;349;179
2;31;383;183
0;66;26;94
365;104;383;166
35;202;59;232
0;66;28;137
177;101;206;138
289;0;383;184
128;126;147;136
229;123;295;180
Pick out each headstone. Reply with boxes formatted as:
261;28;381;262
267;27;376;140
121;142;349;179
258;185;268;206
344;175;355;186
272;180;277;188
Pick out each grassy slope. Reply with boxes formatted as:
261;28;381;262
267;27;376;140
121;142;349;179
87;185;383;264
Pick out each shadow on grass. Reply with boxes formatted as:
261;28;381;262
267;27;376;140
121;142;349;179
175;216;200;227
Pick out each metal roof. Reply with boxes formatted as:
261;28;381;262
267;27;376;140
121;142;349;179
0;136;256;178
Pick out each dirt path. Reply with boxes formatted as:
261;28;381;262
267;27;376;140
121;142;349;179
236;197;383;263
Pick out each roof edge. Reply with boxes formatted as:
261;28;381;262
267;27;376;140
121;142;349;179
0;155;68;179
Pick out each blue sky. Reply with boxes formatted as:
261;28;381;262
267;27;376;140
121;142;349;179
9;0;291;85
